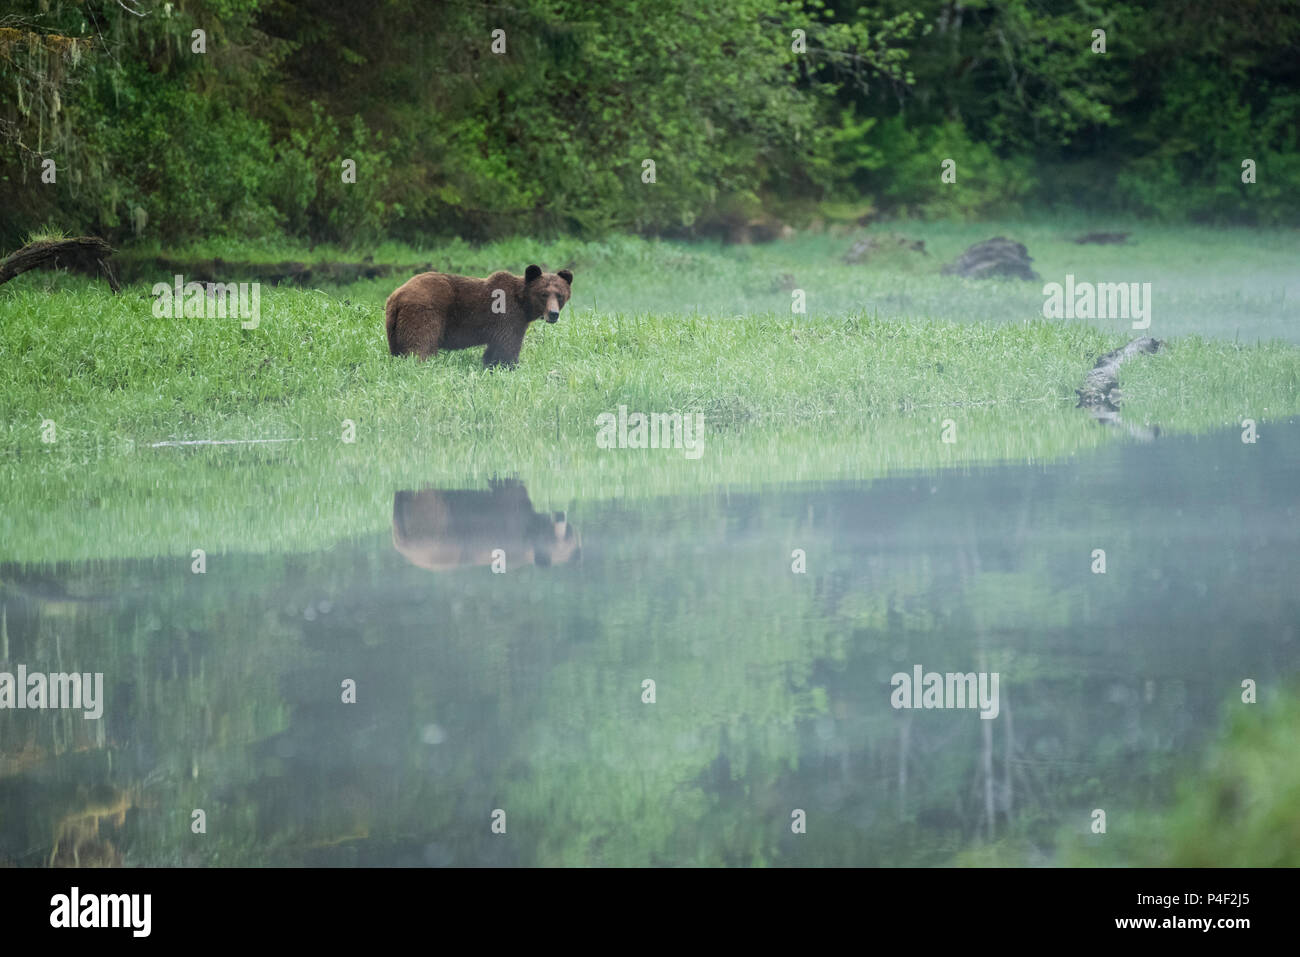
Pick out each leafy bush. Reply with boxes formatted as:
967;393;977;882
2;0;1298;248
870;117;1036;219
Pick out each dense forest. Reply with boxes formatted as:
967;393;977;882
2;0;1298;248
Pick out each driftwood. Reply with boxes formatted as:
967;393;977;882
940;237;1039;281
1076;336;1162;438
1076;336;1162;408
843;233;927;264
0;237;120;292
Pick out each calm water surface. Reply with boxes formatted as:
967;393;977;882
2;421;1297;865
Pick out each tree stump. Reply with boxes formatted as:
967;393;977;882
940;237;1039;281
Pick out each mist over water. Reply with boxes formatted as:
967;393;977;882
2;419;1295;865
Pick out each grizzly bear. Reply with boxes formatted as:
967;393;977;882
392;481;579;572
384;264;573;367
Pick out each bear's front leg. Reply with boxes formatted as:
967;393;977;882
483;327;525;369
482;344;516;369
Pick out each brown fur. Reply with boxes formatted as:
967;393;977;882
392;481;579;572
384;264;573;368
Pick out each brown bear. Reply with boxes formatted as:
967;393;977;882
392;480;579;572
384;264;573;368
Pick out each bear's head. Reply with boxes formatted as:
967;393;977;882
523;264;573;323
532;510;581;567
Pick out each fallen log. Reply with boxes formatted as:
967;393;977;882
0;237;121;292
112;256;432;286
1073;231;1131;245
1076;336;1162;438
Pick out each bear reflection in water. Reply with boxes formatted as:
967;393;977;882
392;480;580;572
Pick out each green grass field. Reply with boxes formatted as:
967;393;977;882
2;222;1298;560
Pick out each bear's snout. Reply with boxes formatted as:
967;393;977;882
546;309;560;323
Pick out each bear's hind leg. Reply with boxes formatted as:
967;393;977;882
402;307;444;362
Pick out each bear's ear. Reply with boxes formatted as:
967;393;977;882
557;268;573;286
524;264;543;283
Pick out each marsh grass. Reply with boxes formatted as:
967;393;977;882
19;223;71;245
1062;688;1300;867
